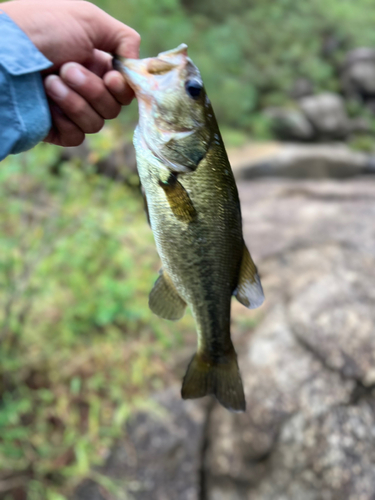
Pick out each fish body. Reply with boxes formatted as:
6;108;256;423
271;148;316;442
115;45;264;411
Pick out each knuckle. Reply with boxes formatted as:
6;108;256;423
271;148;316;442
103;104;121;120
88;119;104;134
90;85;107;102
62;133;85;148
70;100;87;117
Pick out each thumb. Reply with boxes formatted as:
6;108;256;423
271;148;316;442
84;3;141;58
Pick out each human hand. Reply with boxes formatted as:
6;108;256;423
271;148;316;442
1;0;141;146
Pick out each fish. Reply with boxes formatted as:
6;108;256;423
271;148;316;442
114;44;264;412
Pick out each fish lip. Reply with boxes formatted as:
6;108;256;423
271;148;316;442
113;44;190;90
157;43;188;59
113;55;144;84
112;56;152;94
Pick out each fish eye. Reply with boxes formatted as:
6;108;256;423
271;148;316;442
185;79;203;99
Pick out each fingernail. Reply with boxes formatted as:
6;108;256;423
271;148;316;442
61;63;86;87
45;75;69;100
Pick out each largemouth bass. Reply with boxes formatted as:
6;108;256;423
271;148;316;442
115;44;264;412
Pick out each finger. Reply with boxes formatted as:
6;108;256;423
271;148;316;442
83;3;141;58
44;103;85;147
60;62;121;119
44;75;104;134
85;49;113;77
103;70;134;105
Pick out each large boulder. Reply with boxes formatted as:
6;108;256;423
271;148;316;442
341;47;375;98
298;92;350;140
203;179;375;500
265;93;354;141
95;388;207;500
289;77;314;99
228;142;372;179
74;177;375;500
264;107;315;141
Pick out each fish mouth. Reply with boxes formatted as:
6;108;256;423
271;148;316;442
114;45;199;174
113;44;188;94
113;56;151;94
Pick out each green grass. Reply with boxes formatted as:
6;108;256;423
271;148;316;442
0;143;195;499
3;0;375;496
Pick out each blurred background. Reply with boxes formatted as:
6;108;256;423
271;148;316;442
2;0;375;499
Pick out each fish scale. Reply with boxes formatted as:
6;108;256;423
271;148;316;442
115;44;264;412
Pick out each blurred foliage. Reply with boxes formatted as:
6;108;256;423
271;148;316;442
3;0;375;497
349;134;375;152
0;143;195;499
95;0;375;138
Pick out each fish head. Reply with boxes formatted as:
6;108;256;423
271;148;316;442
115;44;215;173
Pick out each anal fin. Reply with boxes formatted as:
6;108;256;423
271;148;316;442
149;270;187;320
234;244;264;309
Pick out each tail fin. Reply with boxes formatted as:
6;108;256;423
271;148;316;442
181;346;246;412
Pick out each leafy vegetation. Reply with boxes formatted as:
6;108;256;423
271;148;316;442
3;0;375;498
0;139;196;499
97;0;375;138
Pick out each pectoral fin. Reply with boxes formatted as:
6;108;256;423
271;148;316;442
159;174;197;223
234;244;265;309
149;270;187;320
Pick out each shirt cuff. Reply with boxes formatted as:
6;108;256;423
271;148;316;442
0;10;53;75
0;11;53;159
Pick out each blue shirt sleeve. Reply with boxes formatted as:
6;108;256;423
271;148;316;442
0;11;53;161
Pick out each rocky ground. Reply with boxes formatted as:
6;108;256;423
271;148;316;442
74;174;375;500
71;43;375;500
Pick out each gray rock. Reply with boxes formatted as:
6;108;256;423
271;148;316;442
344;48;375;67
343;62;375;96
205;306;354;499
342;48;375;98
265;91;372;142
72;480;107;500
250;403;375;500
289;250;375;385
101;387;207;500
205;178;375;500
230;143;371;179
290;78;314;99
299;93;350;139
264;107;315;141
75;178;375;500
